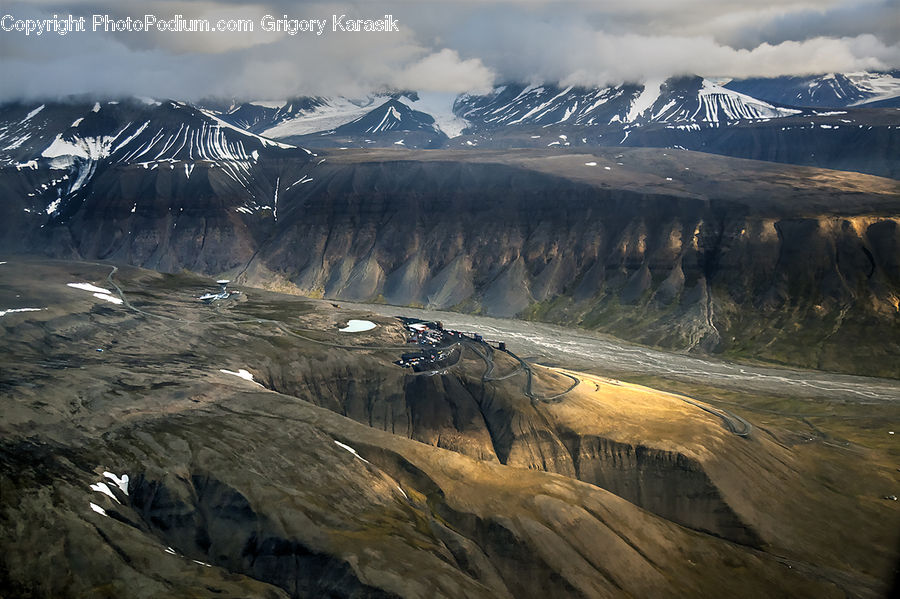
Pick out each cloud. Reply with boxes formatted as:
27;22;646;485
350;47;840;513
390;49;494;93
436;3;900;85
545;32;900;87
0;0;897;100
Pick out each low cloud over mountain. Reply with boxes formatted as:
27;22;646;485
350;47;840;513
1;1;898;100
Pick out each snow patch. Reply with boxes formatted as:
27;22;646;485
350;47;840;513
339;319;376;332
93;292;123;305
2;133;31;151
103;472;129;495
67;282;112;294
197;108;295;149
626;80;662;122
0;307;43;317
261;96;394;138
89;502;108;517
23;105;45;121
401;92;470;138
334;440;371;464
249;100;284;109
90;482;121;503
42;136;89;160
220;368;256;382
847;72;900;105
45;198;62;216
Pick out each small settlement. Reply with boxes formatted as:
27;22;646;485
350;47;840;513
394;317;507;372
198;280;240;303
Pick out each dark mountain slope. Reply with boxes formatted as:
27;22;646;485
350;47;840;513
3;148;898;377
724;71;900;108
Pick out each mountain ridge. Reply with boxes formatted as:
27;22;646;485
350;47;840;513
4;71;898;176
3;147;898;377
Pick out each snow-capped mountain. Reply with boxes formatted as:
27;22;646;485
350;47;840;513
243;95;454;149
218;97;328;134
725;71;900;108
213;92;468;147
202;75;849;149
453;83;641;129
1;70;897;186
453;76;801;132
1;99;296;169
333;98;440;136
445;75;896;177
223;75;809;150
0;99;308;224
638;77;801;123
215;96;391;138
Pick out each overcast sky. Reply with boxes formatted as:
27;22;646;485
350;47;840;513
1;0;898;100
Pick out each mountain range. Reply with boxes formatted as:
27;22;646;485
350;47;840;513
1;71;898;376
4;71;899;173
215;72;896;177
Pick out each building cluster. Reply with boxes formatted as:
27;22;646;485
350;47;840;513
393;317;508;372
198;280;239;303
395;318;456;371
406;321;446;346
396;348;456;371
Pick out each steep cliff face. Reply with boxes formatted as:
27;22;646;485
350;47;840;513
3;148;899;375
251;342;762;546
243;152;900;375
559;434;763;546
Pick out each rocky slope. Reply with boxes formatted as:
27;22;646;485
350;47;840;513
1;260;896;597
3;148;899;377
